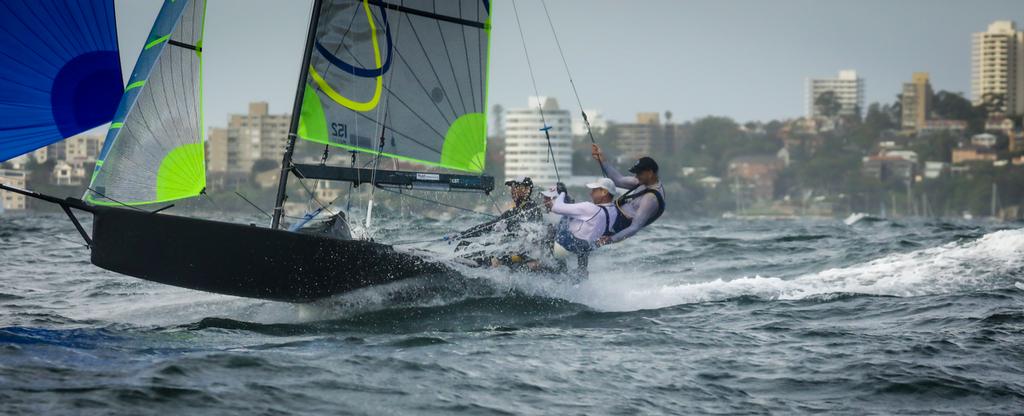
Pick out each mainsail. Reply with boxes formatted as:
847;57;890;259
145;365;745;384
0;0;123;162
297;0;491;173
86;0;207;206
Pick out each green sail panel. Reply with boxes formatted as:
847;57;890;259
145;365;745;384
85;0;207;205
298;0;491;173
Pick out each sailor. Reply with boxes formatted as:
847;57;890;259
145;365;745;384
454;176;544;268
457;176;542;240
591;144;666;246
540;177;618;278
547;178;618;257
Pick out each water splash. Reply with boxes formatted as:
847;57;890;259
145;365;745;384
513;228;1024;312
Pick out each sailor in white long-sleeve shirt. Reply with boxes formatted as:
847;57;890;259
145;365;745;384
547;178;619;254
591;144;666;246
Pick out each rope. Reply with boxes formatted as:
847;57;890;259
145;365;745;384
512;0;561;183
540;0;595;145
539;0;606;173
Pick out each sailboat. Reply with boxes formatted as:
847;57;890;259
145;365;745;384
1;0;498;303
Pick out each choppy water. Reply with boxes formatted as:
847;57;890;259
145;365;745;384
1;213;1023;415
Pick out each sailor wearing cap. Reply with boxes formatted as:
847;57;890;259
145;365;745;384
543;177;619;254
591;145;666;246
455;176;544;267
457;176;542;240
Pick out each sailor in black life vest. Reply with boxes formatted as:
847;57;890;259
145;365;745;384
591;144;666;246
454;176;545;268
457;176;543;240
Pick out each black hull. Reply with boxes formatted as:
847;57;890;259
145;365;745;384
89;207;453;303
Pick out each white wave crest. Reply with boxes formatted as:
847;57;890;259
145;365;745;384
509;228;1024;312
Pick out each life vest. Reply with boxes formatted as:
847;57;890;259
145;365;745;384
555;206;614;254
611;186;665;233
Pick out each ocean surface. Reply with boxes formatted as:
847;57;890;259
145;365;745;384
1;212;1023;415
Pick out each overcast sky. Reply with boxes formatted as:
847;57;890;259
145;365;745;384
114;0;1024;127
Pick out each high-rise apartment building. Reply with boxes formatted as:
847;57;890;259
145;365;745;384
805;70;865;118
613;113;661;161
222;102;290;174
971;21;1024;115
901;72;933;131
504;97;572;188
206;127;229;174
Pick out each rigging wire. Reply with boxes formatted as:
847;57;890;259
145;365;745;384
540;1;594;145
511;0;561;183
345;151;357;212
291;168;337;217
376;187;498;218
486;192;504;215
365;0;405;234
539;0;605;171
234;191;272;219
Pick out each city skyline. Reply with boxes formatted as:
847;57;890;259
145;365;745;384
107;0;1024;129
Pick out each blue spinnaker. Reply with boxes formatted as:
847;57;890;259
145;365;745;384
0;0;123;162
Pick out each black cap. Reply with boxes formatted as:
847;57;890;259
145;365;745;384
504;176;534;187
628;157;659;174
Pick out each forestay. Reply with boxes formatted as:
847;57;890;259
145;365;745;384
297;0;491;173
0;0;123;162
86;0;207;206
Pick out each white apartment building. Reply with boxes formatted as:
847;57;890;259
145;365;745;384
504;97;572;188
805;70;865;118
971;21;1024;115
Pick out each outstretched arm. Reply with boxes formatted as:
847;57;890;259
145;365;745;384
609;194;657;242
592;144;638;189
552;192;597;218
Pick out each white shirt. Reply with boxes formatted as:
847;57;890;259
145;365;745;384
551;193;617;242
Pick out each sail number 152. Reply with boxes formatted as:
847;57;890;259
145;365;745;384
331;122;348;139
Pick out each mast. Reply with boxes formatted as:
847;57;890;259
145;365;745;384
271;0;324;229
991;182;998;218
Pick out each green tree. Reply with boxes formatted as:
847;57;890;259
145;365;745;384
932;90;973;120
980;92;1006;116
814;91;842;118
911;131;958;162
